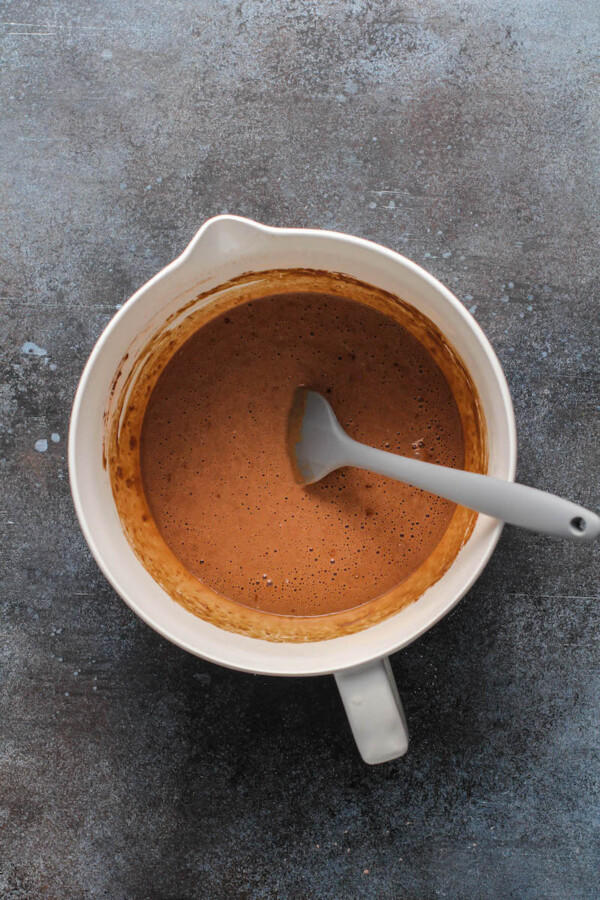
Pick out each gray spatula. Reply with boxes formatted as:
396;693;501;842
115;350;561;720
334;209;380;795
287;388;600;542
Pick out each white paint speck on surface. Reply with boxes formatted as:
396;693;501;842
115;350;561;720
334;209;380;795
35;439;48;452
21;342;47;356
51;433;60;443
101;49;113;60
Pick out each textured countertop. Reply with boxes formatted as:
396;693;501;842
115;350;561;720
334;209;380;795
2;1;599;897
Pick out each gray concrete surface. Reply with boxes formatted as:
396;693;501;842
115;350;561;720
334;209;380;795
1;1;599;897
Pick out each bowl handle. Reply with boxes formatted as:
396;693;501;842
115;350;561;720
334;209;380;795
335;657;409;764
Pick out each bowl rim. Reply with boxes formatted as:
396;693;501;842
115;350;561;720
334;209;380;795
69;216;517;676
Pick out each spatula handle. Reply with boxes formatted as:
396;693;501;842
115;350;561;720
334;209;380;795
342;438;600;542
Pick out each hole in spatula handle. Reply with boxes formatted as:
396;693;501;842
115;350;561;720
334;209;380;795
570;516;587;535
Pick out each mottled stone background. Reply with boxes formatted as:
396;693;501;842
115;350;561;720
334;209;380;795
1;1;599;897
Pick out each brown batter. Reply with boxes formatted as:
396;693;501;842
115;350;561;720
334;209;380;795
139;292;465;617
